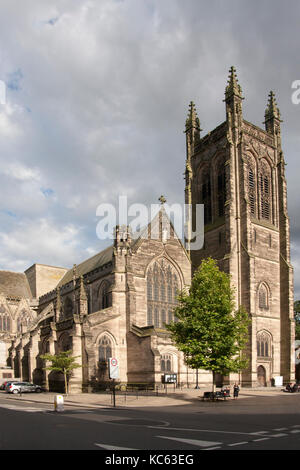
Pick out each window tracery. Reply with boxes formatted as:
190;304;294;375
17;309;30;333
257;331;271;358
146;259;180;328
161;354;172;372
248;166;256;216
98;335;113;363
0;304;10;332
259;160;272;222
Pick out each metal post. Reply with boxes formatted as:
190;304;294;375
112;379;116;408
195;369;199;389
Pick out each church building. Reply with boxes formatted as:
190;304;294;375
0;67;295;391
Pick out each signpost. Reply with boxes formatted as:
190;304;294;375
109;358;119;407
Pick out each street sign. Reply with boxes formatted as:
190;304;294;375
109;357;119;379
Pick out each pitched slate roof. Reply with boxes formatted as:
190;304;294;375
56;245;114;287
0;271;32;299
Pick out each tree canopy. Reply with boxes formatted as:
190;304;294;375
41;350;81;395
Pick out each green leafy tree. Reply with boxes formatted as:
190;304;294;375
166;258;250;392
40;350;81;395
294;300;300;340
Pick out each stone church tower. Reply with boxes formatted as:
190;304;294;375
185;67;295;386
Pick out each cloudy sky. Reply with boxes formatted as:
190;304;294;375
0;0;299;298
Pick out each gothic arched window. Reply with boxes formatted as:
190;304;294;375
257;331;271;358
147;273;153;301
259;161;272;222
99;281;112;310
217;163;226;217
248;166;256;216
161;354;172;372
63;297;73;318
147;305;152;326
0;305;11;332
58;333;72;352
201;171;212;225
146;259;181;328
17;309;30;333
99;335;113;362
258;283;269;310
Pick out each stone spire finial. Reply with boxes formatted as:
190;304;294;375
265;90;281;122
185;101;201;132
79;275;87;301
72;264;77;281
158;195;167;205
225;66;243;100
55;286;62;320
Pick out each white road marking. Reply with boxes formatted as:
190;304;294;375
290;429;300;434
149;426;259;436
253;438;270;442
228;441;248;447
95;443;138;450
203;446;222;450
156;436;222;447
251;430;269;435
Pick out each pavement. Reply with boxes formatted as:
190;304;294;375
1;386;291;410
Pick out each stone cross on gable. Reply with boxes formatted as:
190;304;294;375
158;195;166;205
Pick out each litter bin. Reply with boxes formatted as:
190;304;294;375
54;394;64;412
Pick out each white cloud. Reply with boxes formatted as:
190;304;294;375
0;0;298;300
1;162;41;181
0;217;86;270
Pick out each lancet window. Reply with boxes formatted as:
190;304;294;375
259;160;272;222
257;331;271;358
0;305;10;332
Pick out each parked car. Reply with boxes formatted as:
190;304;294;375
0;381;12;390
3;381;19;391
6;382;43;394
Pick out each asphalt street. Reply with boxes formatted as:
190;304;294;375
0;391;299;454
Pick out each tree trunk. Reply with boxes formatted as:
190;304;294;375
64;369;68;396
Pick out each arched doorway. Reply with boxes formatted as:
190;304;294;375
257;365;266;386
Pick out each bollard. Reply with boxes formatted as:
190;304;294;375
54;394;64;412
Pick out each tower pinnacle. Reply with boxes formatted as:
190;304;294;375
185;101;201;133
225;66;243;101
265;90;281;121
264;90;282;137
